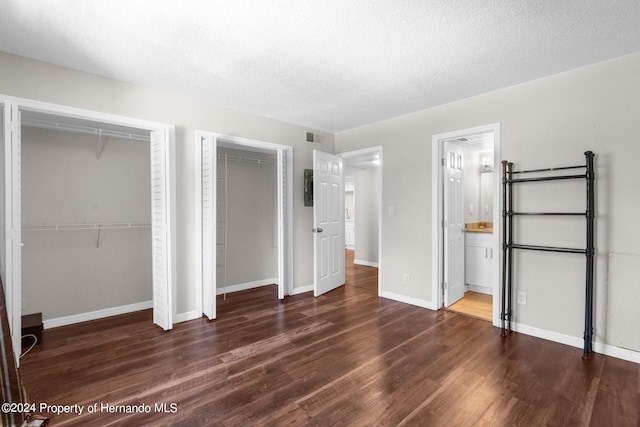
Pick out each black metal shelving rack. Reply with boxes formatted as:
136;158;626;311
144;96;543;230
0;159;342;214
501;151;595;359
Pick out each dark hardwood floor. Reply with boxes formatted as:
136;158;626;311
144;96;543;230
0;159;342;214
19;252;639;426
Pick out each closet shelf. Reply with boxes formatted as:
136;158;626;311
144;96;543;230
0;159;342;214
22;222;151;232
217;154;275;165
22;117;150;142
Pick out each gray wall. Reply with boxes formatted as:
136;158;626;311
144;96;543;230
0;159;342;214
354;167;379;264
21;127;151;319
336;52;640;353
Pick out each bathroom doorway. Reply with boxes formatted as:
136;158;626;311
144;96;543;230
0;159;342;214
432;124;501;325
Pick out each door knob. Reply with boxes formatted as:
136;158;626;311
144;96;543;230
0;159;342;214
312;228;324;233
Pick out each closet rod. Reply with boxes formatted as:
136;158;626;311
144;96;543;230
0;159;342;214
508;174;586;183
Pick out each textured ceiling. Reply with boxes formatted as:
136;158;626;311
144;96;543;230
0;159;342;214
1;1;640;132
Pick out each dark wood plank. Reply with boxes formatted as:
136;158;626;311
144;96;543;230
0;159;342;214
17;250;639;426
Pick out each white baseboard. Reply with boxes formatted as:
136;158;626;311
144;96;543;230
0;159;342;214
43;300;153;329
511;321;640;364
176;279;283;324
354;259;379;268
380;290;436;310
593;342;640;364
290;284;313;295
216;278;277;295
175;310;202;323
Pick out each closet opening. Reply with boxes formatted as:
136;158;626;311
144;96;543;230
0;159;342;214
1;97;176;363
196;132;293;320
22;110;155;328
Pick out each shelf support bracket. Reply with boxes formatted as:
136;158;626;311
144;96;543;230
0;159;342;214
96;132;107;160
96;225;102;250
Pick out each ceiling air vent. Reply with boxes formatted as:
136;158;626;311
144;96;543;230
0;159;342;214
305;131;322;145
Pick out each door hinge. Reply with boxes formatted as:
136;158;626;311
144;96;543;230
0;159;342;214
9;122;20;134
441;158;446;166
442;281;448;290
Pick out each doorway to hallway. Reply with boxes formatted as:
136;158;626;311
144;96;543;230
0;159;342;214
340;147;382;296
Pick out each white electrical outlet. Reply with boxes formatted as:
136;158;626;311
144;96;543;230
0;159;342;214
517;291;527;305
403;273;410;284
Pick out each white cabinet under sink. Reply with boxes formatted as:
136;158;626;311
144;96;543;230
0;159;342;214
465;232;494;294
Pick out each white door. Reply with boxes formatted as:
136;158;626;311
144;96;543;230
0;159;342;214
313;150;345;296
150;130;173;330
200;134;216;319
444;142;465;306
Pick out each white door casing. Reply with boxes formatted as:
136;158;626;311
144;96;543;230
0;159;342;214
443;142;465;307
200;133;216;319
150;129;174;330
313;150;345;297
